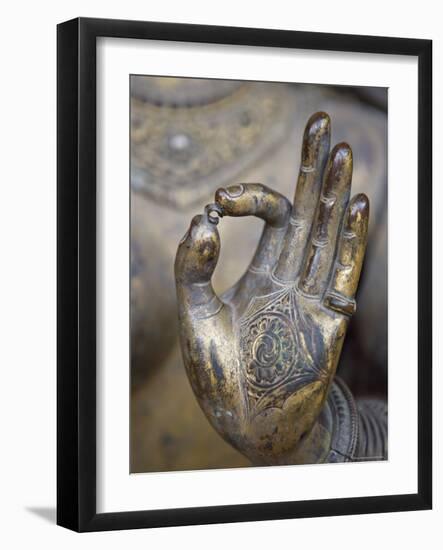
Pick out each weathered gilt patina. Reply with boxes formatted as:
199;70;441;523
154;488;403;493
175;112;387;465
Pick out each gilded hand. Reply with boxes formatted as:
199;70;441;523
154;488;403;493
175;112;369;465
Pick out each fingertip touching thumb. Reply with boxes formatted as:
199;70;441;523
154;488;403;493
175;205;222;287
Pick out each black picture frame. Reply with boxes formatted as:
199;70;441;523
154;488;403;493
57;17;432;532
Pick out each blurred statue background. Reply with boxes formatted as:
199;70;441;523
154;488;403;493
130;76;387;472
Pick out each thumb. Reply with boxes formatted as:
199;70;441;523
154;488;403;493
175;205;223;318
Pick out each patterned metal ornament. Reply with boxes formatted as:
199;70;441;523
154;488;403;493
131;79;293;208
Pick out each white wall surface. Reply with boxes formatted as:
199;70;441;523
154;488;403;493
0;1;440;547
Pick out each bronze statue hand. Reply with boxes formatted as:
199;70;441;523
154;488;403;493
175;112;369;465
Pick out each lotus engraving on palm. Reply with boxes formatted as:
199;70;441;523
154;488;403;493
175;112;369;465
239;288;328;417
242;308;297;390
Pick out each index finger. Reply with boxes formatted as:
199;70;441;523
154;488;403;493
215;183;291;272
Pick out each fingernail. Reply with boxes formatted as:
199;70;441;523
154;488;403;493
225;184;245;198
204;203;223;225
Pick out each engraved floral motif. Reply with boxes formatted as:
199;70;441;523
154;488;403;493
241;312;298;389
238;288;327;412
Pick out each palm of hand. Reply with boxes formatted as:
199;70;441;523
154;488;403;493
234;279;338;410
175;113;369;464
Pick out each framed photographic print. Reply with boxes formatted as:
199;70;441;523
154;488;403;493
57;17;432;531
